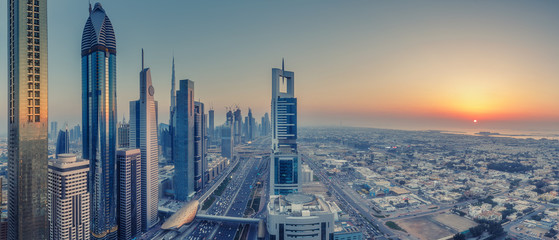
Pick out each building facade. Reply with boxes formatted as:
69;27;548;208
129;51;159;230
194;101;206;191
56;128;70;158
118;118;130;149
116;149;142;240
267;194;335;240
48;154;90;240
173;80;195;201
81;3;118;239
208;108;215;145
8;0;49;238
270;60;300;195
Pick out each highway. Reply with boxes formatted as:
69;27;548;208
302;154;397;240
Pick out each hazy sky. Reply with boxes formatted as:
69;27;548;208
2;1;559;135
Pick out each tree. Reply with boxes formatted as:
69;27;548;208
452;233;466;240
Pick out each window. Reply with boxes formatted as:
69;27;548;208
35;83;40;89
28;116;33;122
35;91;40;97
28;108;32;114
35;115;40;122
35;99;40;105
28;99;33;106
35;107;40;114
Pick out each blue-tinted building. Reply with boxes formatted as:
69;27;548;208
81;3;118;239
194;101;206;191
173;80;195;201
270;60;300;195
56;128;70;158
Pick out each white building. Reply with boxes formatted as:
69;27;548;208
48;154;90;240
130;51;159;230
267;193;336;240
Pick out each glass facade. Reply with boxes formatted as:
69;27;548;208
173;80;195;201
81;3;118;239
8;0;49;239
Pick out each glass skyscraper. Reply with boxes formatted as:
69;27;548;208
129;51;160;231
173;80;195;201
270;60;300;195
56;127;70;158
81;3;118;239
8;0;49;238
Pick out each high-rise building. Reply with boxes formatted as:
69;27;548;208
48;154;90;240
220;124;233;160
51;121;58;140
261;113;270;136
270;60;300;195
173;80;195;201
8;0;49;238
208;108;214;145
81;3;118;239
56;127;70;158
118;118;130;149
116;149;142;240
169;57;176;162
194;101;206;190
247;108;255;141
129;50;159;231
233;108;242;145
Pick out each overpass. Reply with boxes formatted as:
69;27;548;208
196;214;261;224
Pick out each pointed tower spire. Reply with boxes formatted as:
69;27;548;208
89;1;92;14
142;48;144;70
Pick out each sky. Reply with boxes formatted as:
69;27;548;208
2;0;559;135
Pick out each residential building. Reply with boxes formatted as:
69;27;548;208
116;149;142;240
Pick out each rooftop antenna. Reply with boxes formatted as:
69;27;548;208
141;48;144;70
89;0;92;14
281;58;285;84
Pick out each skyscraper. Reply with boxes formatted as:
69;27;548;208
48;154;90;240
270;60;300;195
116;149;142;240
129;50;159;231
56;127;70;158
261;112;270;136
194;101;206;190
81;3;118;239
173;80;195;201
233;108;242;145
169;57;176;162
8;0;48;238
51;121;58;140
247;108;255;141
220;124;233;160
208;108;215;145
118;118;130;149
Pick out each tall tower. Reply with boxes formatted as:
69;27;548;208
194;101;206;190
81;3;118;239
116;149;142;240
208;108;214;145
7;0;49;239
270;59;300;195
129;50;159;231
118;117;130;149
48;154;90;240
56;127;70;158
169;58;176;162
173;80;195;201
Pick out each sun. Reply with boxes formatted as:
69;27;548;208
473;119;478;123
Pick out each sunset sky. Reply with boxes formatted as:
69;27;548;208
1;0;559;135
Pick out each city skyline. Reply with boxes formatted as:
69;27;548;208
2;1;559;134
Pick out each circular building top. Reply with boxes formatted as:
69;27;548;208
285;193;315;205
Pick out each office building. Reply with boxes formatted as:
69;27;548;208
118;118;130;148
129;50;159;230
194;101;206;190
81;3;118;239
169;57;176;162
261;113;270;136
270;60;300;195
173;80;195;201
158;123;172;161
116;149;142;240
233;108;242;145
48;154;90;240
247;108;255;141
220;124;233;160
51;121;58;140
208;108;214;145
8;0;49;238
56;127;70;158
267;194;335;240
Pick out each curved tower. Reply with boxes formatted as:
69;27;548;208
81;3;118;239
